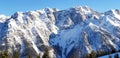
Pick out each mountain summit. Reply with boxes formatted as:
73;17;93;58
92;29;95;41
0;6;120;58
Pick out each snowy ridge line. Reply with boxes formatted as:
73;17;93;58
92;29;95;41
0;6;120;58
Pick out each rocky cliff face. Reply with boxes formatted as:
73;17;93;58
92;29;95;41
0;6;120;58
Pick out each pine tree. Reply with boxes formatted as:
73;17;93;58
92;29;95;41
114;53;119;58
0;51;5;58
2;55;6;58
4;50;10;58
84;53;90;58
90;51;97;58
0;51;2;58
27;55;32;58
36;54;40;58
42;49;49;58
12;51;19;58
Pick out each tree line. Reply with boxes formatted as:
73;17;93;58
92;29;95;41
0;50;49;58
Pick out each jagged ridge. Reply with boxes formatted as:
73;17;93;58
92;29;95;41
0;6;120;58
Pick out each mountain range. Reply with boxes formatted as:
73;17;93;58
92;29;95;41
0;6;120;58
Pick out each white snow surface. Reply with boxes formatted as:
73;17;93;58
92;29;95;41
0;6;120;58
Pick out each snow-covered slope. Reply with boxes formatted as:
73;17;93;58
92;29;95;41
0;6;120;58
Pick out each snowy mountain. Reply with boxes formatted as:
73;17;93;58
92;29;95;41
0;6;120;58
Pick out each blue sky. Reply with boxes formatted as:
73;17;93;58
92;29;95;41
0;0;120;15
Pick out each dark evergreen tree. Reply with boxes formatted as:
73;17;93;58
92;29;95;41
0;52;2;58
12;51;19;58
114;53;119;58
36;54;40;58
84;53;90;58
27;55;32;58
90;51;97;58
4;50;10;58
108;55;112;58
42;49;49;58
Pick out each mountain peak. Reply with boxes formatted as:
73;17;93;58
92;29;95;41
104;9;120;19
105;9;120;15
11;12;23;19
0;6;120;58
